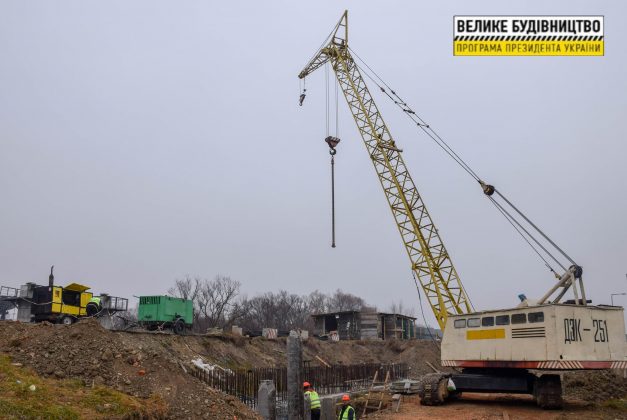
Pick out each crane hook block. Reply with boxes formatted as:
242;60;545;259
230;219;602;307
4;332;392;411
325;136;341;149
325;136;340;156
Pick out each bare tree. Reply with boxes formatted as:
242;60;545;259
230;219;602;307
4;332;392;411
198;275;241;328
169;281;371;333
168;275;202;301
388;300;416;317
275;290;309;330
233;290;313;332
328;289;365;312
307;290;329;314
168;275;202;324
169;275;241;331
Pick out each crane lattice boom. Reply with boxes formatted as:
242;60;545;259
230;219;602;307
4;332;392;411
299;11;471;329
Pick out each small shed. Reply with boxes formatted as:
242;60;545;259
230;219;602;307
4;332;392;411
311;308;416;341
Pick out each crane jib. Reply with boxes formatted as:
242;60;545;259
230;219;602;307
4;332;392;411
298;11;471;330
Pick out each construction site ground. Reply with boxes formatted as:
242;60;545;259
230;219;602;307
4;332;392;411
1;319;626;419
368;394;627;420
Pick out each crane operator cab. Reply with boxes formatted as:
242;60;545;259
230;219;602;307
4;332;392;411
435;302;627;409
442;303;626;370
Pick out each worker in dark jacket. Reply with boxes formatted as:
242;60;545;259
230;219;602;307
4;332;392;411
338;394;355;420
303;381;321;420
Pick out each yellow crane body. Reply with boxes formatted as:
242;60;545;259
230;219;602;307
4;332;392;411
299;11;471;329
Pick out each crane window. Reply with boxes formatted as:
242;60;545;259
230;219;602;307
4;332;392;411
496;315;510;325
454;319;466;329
528;312;544;323
481;317;495;327
467;318;480;328
511;313;527;324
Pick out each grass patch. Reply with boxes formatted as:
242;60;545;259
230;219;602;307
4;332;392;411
0;353;167;419
602;398;627;411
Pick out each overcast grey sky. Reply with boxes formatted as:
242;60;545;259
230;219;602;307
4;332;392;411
1;1;625;327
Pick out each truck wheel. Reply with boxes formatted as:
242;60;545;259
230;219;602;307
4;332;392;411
419;373;450;406
173;319;185;335
60;316;74;325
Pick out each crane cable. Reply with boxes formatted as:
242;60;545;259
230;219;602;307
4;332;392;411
325;62;329;137
347;46;578;277
335;67;339;139
299;77;307;106
412;270;442;351
349;47;480;182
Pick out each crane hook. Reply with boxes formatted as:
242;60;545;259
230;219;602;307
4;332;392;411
325;136;340;151
299;89;307;106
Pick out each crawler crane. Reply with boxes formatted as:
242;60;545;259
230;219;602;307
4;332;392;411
298;11;626;408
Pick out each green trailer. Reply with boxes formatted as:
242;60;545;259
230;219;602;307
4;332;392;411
138;295;193;334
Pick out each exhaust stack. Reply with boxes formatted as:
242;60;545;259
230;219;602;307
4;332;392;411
48;265;54;288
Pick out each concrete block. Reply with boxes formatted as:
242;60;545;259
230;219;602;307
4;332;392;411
231;325;243;336
303;398;311;420
263;328;278;339
287;331;303;420
320;396;337;420
257;380;276;420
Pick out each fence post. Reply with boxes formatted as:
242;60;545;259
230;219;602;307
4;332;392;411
287;330;304;420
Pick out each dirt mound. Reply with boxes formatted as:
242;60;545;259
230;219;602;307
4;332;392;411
302;338;443;377
563;370;627;402
0;320;259;419
169;333;443;374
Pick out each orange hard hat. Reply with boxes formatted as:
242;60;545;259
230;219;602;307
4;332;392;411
342;394;350;402
303;381;311;388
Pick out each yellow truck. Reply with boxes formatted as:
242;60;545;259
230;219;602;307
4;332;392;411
0;266;127;325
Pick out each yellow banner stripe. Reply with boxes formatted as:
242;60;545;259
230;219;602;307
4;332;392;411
467;329;506;340
454;41;603;56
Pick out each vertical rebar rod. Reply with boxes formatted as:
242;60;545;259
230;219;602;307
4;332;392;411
331;154;336;248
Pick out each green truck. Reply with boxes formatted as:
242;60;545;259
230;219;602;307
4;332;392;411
138;295;193;334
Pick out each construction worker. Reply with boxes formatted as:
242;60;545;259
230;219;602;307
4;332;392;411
303;381;321;420
338;394;355;420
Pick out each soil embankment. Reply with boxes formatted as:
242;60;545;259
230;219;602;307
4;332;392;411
0;319;440;418
1;319;625;419
0;320;260;419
